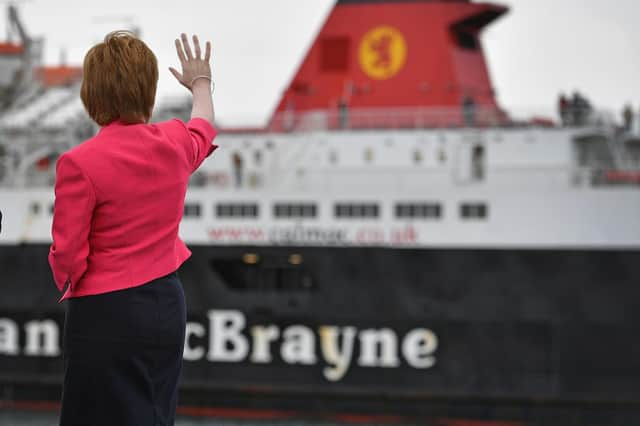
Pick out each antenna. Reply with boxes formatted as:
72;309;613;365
0;0;34;111
0;0;32;44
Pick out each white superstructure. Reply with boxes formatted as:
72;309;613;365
1;92;639;249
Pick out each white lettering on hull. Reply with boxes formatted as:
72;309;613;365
24;320;61;357
207;310;249;362
281;325;317;365
184;322;206;361
0;318;20;355
403;329;438;369
319;326;357;381
0;318;61;357
250;325;280;363
186;310;438;382
358;328;401;368
0;310;438;382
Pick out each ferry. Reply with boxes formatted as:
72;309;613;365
1;1;639;424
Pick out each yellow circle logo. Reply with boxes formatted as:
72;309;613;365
359;26;408;80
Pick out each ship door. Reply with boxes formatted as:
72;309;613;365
455;142;473;183
455;141;485;184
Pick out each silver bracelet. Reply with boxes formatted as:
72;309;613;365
190;75;214;94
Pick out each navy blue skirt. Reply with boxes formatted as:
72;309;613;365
59;271;186;426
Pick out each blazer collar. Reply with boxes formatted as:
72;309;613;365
98;119;142;135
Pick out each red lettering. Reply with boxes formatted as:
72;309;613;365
356;228;385;243
391;226;418;244
208;228;266;242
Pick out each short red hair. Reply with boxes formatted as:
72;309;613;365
81;31;158;126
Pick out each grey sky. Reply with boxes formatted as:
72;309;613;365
5;0;639;126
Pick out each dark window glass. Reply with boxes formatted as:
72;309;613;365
217;204;230;217
302;204;316;218
184;203;202;218
453;30;478;50
396;204;409;218
335;203;379;219
471;145;485;181
211;254;315;292
396;203;442;219
290;205;302;217
232;204;243;217
217;203;260;218
363;204;378;217
329;150;338;164
460;203;488;220
29;202;40;215
274;203;318;219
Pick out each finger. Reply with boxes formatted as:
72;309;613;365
174;38;187;64
193;35;201;59
181;33;194;60
168;67;183;82
169;68;190;90
204;41;211;62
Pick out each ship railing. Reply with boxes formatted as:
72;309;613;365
282;164;640;191
203;165;639;192
266;106;613;132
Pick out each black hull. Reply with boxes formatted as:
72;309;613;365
1;244;639;424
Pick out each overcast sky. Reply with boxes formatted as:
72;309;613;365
5;0;639;125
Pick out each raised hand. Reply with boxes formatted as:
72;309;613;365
169;33;212;91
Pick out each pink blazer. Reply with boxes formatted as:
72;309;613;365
49;118;217;301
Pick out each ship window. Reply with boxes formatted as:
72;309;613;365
471;145;486;181
184;203;202;218
320;37;350;72
232;152;243;188
217;203;259;218
460;203;488;220
211;254;315;292
274;203;318;219
335;203;379;219
438;147;447;164
329;150;338;165
29;202;40;215
364;148;374;163
396;203;442;219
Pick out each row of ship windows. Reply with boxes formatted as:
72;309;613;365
184;202;489;220
32;201;488;220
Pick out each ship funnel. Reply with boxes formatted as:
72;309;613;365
269;0;508;130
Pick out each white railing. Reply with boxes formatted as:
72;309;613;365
266;106;611;132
